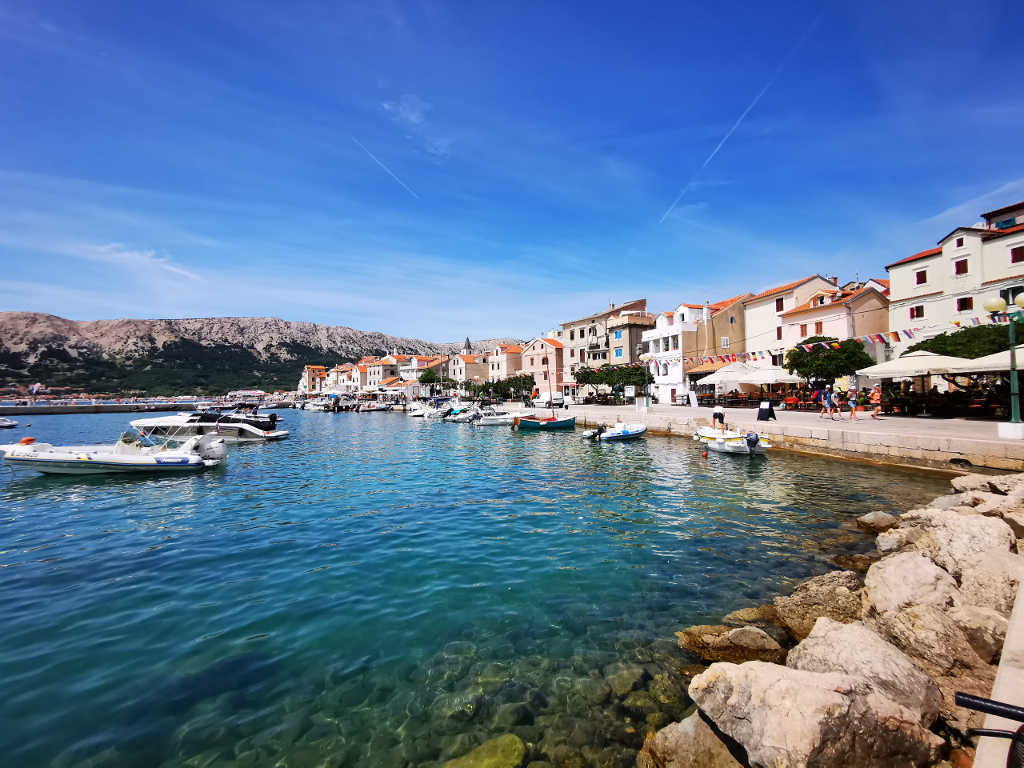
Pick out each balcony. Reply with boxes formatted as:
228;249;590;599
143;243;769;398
608;312;656;329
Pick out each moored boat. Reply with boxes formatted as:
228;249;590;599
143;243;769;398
513;415;576;431
130;409;288;442
0;432;226;475
476;407;514;426
0;417;17;429
582;422;647;441
693;426;771;455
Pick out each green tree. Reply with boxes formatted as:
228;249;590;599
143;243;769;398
784;336;874;382
906;324;1010;359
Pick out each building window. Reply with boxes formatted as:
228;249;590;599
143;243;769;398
1000;286;1024;304
916;270;927;285
954;259;968;275
721;336;730;349
956;237;964;248
814;321;823;334
909;305;924;320
569;330;574;340
543;372;547;380
614;348;623;358
776;326;783;341
667;315;674;325
570;348;575;358
771;353;782;366
671;337;679;350
613;330;622;340
729;315;734;324
957;297;973;312
800;323;807;336
529;358;534;365
775;297;784;312
1012;246;1024;264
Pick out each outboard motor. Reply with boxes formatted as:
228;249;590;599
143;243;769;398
196;435;228;461
269;413;278;427
594;424;606;440
745;432;760;451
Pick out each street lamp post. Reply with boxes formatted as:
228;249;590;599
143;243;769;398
983;294;1024;433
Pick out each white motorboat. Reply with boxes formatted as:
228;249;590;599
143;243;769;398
476;407;514;426
130;409;288;442
446;406;481;423
0;432;226;475
0;417;17;429
423;405;452;420
407;402;429;417
582;422;647;441
693;426;771;455
305;398;332;412
360;401;393;412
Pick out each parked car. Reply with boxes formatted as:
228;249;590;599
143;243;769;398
533;392;566;408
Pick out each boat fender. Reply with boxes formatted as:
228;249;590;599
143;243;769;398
745;432;760;449
18;437;35;445
512;416;520;431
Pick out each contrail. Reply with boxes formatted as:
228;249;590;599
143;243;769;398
659;8;826;223
351;136;420;200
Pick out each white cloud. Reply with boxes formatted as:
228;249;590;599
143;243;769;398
73;243;203;281
380;94;432;126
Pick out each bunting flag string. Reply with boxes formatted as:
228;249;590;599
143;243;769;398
674;310;1005;366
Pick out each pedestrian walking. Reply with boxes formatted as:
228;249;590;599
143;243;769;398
819;385;831;419
848;387;859;421
830;387;842;420
869;384;883;420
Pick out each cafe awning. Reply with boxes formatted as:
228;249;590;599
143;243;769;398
944;345;1024;374
695;362;802;386
855;350;971;378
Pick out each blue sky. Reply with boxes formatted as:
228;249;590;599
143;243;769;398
1;0;1022;341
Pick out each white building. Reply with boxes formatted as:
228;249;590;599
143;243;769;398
742;275;837;367
641;304;699;403
886;200;1024;353
778;280;891;365
487;344;523;382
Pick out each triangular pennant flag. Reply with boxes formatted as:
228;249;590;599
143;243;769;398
830;342;841;349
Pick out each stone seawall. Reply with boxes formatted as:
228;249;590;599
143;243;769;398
567;404;1023;473
639;472;1024;768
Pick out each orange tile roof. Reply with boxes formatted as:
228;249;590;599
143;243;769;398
982;223;1024;240
885;247;942;270
873;278;890;288
458;354;479;363
742;276;823;303
780;285;885;318
380;376;402;387
502;344;522;354
537;337;563;349
357;356;379;365
356;365;368;373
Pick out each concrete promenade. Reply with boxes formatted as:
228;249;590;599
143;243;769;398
563;402;1024;472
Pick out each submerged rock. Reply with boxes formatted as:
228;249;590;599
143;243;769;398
773;570;862;640
637;710;743;768
675;625;786;664
786;618;941;727
688;662;943;767
602;662;646;697
442;733;526;768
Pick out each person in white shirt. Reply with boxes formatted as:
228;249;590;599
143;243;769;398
712;404;726;433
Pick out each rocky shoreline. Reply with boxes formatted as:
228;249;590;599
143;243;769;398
638;471;1024;768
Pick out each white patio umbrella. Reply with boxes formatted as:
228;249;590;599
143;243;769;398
695;362;802;386
944;345;1024;374
693;362;754;386
855;349;971;378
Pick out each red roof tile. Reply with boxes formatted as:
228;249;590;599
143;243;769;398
539;338;563;349
742;276;823;303
982;223;1024;240
885;247;942;270
779;286;885;318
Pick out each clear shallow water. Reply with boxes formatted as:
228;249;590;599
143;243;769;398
0;411;948;768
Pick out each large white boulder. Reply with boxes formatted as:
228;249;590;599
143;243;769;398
958;549;1024;617
773;570;862;640
862;552;959;617
688;662;943;767
868;603;996;733
906;509;1016;580
637;710;743;768
786;618;941;727
948;605;1009;664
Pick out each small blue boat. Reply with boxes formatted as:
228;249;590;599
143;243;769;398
582;423;647;441
513;415;576;431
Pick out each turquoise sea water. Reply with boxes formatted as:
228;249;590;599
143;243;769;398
0;411;948;767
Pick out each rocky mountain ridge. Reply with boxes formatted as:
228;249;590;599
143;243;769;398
0;312;521;395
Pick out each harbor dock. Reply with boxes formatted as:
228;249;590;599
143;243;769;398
570;403;1024;472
